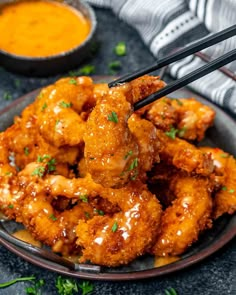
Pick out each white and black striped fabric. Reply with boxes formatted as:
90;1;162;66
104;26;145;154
86;0;236;116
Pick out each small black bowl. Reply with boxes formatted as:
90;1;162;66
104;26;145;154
0;0;97;77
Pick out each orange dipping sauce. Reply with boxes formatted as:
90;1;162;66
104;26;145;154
0;0;91;57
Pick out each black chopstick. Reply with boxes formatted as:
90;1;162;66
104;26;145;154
108;24;236;88
133;49;236;111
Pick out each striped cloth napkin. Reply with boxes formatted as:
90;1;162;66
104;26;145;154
86;0;236;117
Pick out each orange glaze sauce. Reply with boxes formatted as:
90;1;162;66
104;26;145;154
0;0;91;57
154;256;180;267
13;229;42;247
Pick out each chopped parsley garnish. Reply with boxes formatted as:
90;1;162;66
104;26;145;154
37;155;56;172
124;150;133;160
3;91;12;101
228;189;235;193
37;154;51;163
221;186;227;191
79;195;88;203
0;276;35;288
55;119;61;128
220;153;229;158
55;276;78;295
165;127;179;140
128;158;138;171
78;281;94;295
41;103;47;111
8;204;14;209
164;287;178;295
94;209;104;216
111;221;118;232
79;65;95;75
69;78;77;85
114;41;126;56
24;147;30;156
47;158;56;172
59;101;72;108
107;111;118;123
108;60;121;70
25;278;44;295
175;98;183;106
31;166;45;178
49;214;57;221
84;212;90;219
5;171;13;176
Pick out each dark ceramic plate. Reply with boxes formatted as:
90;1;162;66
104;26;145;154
0;77;235;280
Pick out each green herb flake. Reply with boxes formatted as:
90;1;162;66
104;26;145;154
37;154;50;163
85;212;90;219
130;169;138;181
8;204;14;209
78;65;95;75
124;150;133;160
31;166;45;178
59;101;72;108
48;158;56;172
175;99;183;106
111;221;118;232
55;276;78;295
55;119;61;129
69;78;78;85
107;111;118;123
38;92;44;99
165;127;179;140
128;158;138;171
3;91;12;101
79;195;88;203
49;214;57;221
221;186;227;191
78;281;94;295
114;41;126;56
5;171;13;176
108;61;121;70
94;209;104;216
25;278;44;295
228;189;235;193
24;147;30;156
41;103;47;111
164;287;178;295
220;153;229;158
0;276;35;288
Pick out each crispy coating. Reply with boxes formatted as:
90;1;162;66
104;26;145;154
152;175;213;256
146;97;215;141
84;76;164;188
156;130;214;176
76;182;162;267
200;147;236;218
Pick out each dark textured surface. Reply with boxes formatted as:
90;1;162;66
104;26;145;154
0;7;235;295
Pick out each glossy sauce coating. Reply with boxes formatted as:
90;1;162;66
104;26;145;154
0;0;91;57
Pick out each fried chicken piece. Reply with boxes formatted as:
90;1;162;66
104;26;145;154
151;175;213;256
200;147;236;218
128;113;160;181
76;181;162;267
156;130;214;176
146;97;215;141
84;76;164;188
35;76;94;147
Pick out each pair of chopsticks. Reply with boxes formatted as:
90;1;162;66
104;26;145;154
108;25;236;111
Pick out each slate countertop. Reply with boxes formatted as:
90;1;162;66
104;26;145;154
0;7;235;295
